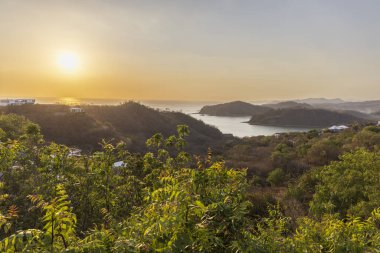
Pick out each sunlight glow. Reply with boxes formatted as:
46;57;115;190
58;97;81;105
57;51;80;73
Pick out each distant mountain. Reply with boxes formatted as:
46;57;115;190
199;101;272;116
248;108;370;128
295;98;345;105
341;110;378;120
264;101;313;110
313;100;380;114
1;102;225;153
371;110;380;117
265;101;378;116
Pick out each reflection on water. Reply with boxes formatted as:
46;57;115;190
38;97;123;106
192;114;311;137
57;97;81;105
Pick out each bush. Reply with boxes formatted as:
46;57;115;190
310;149;380;217
267;168;286;186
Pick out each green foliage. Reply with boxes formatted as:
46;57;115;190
0;182;17;235
352;126;380;149
292;208;380;252
306;138;341;165
121;162;251;252
266;168;286;186
0;114;42;142
301;149;380;218
0;184;76;252
287;168;321;209
271;143;296;169
1;122;380;252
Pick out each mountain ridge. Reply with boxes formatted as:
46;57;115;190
199;101;272;116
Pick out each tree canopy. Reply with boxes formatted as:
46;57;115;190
0;115;380;252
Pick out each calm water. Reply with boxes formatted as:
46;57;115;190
191;115;311;137
34;97;312;137
143;101;312;137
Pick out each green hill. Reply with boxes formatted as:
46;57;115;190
0;102;225;153
264;101;313;109
199;101;272;116
248;108;370;127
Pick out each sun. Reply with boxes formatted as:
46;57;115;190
57;51;80;73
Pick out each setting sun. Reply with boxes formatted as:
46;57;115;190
57;51;80;73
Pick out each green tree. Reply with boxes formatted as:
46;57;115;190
266;168;286;187
310;149;380;217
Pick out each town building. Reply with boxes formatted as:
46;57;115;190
70;107;84;113
328;125;349;132
0;99;35;106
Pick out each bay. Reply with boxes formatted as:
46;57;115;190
35;97;312;137
143;101;312;137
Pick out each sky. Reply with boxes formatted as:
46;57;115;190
1;0;380;101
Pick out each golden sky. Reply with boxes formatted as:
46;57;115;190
1;0;380;101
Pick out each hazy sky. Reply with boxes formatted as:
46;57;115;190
1;0;380;101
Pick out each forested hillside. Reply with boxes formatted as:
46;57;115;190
0;102;225;153
248;108;370;127
199;100;376;127
264;101;312;109
199;101;272;116
314;100;380;113
1;114;380;252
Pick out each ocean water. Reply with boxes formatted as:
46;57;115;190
143;101;311;137
35;97;312;137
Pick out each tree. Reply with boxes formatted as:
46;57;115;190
267;168;286;186
310;149;380;217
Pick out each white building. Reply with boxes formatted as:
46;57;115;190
68;148;82;157
70;107;84;113
328;125;349;132
113;161;127;168
0;99;35;106
377;121;380;126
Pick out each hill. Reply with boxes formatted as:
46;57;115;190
248;108;370;127
263;101;379;116
314;100;380;114
82;102;225;152
294;98;345;105
340;109;378;120
264;101;313;110
0;102;225;153
199;101;272;116
372;110;380;117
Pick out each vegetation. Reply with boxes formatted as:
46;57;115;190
1;102;225;153
265;101;312;110
198;100;377;127
266;168;286;187
223;124;380;178
199;101;272;116
248;108;369;127
290;149;380;218
1;114;380;252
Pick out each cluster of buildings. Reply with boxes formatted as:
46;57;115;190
0;98;85;114
0;99;35;106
